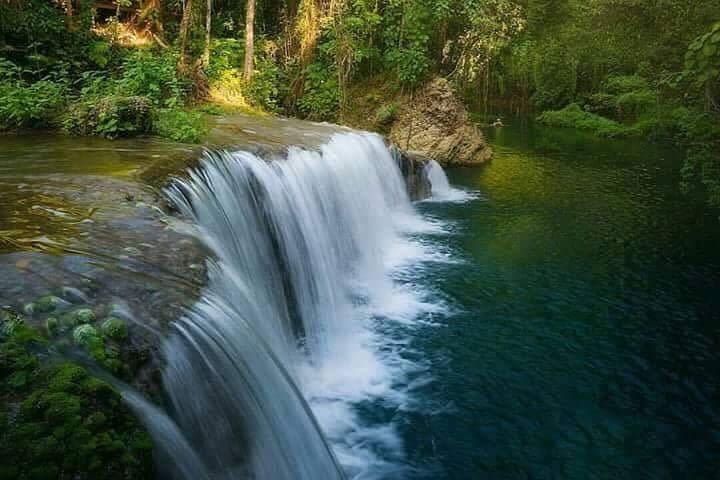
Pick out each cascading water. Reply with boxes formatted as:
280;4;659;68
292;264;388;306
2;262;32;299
128;132;447;479
425;159;477;202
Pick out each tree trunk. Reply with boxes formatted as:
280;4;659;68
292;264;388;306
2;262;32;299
178;0;193;70
244;0;255;81
202;0;212;66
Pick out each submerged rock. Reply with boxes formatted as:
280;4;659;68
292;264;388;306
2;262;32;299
389;77;492;166
61;286;90;304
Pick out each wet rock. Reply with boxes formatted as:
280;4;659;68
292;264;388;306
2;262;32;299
61;286;90;304
22;303;35;315
392;148;432;201
389;77;492;166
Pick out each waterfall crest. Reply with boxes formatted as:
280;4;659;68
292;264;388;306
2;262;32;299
130;132;435;479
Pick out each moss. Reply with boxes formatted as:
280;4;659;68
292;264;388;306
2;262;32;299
45;317;58;336
73;324;99;346
62;308;96;327
101;317;128;341
35;295;69;313
0;324;154;479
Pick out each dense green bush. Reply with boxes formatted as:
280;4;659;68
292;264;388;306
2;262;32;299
537;103;629;137
64;96;153;139
115;50;186;107
297;61;341;120
154;108;208;143
0;60;66;130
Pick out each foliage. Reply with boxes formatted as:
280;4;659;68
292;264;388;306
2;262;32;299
154;108;208;143
375;103;398;125
65;96;153;139
382;0;433;87
297;60;341;119
537;103;628;137
0;65;66;130
532;42;577;110
114;49;186;108
682;21;720;110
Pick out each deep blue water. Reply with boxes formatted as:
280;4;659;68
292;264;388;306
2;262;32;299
397;123;720;479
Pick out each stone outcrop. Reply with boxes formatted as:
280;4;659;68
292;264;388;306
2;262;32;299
390;146;432;201
389;78;492;166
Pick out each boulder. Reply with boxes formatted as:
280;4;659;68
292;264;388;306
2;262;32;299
389;78;492;166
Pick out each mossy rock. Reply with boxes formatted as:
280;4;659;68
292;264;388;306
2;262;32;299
35;295;71;313
22;303;35;315
0;310;24;337
101;317;128;341
61;308;96;327
73;324;99;346
45;317;59;335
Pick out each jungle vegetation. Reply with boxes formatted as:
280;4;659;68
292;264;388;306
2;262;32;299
0;0;718;196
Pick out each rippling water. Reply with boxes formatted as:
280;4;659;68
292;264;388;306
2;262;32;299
372;123;720;478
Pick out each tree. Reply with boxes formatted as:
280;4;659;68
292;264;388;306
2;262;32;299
203;0;212;66
244;0;255;81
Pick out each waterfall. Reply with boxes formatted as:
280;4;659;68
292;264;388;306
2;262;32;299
426;160;452;197
129;132;439;479
425;159;478;202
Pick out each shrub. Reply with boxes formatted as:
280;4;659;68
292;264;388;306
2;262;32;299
154;108;207;143
537;103;629;137
0;78;66;130
115;49;185;107
64;96;153;138
375;104;398;126
297;61;340;120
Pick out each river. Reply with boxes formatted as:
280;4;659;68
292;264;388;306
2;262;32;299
1;121;718;480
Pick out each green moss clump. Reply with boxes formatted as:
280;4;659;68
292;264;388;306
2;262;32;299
0;323;154;479
101;317;128;341
35;295;69;313
61;308;96;327
73;324;99;346
45;317;59;336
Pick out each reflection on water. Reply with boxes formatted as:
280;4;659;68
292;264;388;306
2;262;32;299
398;121;720;479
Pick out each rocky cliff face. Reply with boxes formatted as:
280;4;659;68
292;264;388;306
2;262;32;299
389;78;492;167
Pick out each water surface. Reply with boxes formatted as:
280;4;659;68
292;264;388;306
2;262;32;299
393;122;720;479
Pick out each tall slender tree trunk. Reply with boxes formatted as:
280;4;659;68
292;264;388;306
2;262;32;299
203;0;212;66
178;0;193;70
244;0;255;81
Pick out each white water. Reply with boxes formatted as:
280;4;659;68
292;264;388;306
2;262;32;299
129;132;454;479
425;159;479;202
